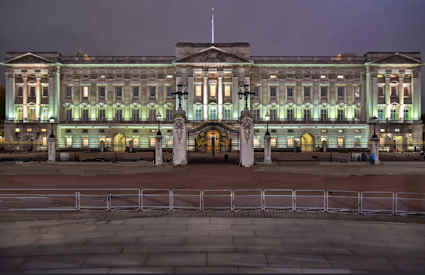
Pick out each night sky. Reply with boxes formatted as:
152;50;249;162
1;0;424;112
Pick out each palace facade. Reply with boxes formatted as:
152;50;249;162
1;42;423;152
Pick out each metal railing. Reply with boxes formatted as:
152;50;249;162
0;188;424;216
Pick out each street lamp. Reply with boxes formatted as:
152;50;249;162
238;84;255;110
171;84;188;111
265;113;270;136
156;113;162;136
49;117;55;138
370;116;378;139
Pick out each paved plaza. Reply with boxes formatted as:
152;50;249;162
0;212;424;274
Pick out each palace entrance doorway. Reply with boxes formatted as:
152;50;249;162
188;122;238;164
113;133;126;152
301;133;314;152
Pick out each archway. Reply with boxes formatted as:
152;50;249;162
113;133;126;152
301;133;314;152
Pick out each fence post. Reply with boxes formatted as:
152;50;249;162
359;192;363;215
107;192;112;211
357;192;361;215
261;190;265;211
292;190;296;211
169;189;174;210
140;188;144;211
138;188;142;211
394;192;398;216
392;192;396;216
75;192;80;211
200;190;204;211
324;190;328;212
231;191;235;211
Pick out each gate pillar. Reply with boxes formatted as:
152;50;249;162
264;132;272;164
173;109;187;166
239;110;254;167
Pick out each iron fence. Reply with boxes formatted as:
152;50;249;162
0;188;425;216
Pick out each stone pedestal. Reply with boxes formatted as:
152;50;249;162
264;133;272;164
48;137;56;162
155;135;163;166
239;110;254;167
370;137;380;165
173;110;187;166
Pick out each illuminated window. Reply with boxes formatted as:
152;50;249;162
42;137;47;146
224;85;231;97
133;138;139;147
26;128;32;133
337;75;344;79
41;128;47;132
253;137;259;147
337;137;344;148
82;138;89;148
270;74;277;79
150;137;156;147
167;138;173;147
288;137;294;147
354;136;361;147
354;87;360;98
106;138;111;147
66;137;72;148
380;129;385;133
320;75;327;79
395;128;400;133
271;138;277;147
166;74;173;79
209;84;216;97
195;85;202;97
82;86;89;98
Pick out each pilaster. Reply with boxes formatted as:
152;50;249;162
5;71;15;121
35;77;41;120
232;76;239;120
218;74;223;120
187;74;194;120
203;75;208;120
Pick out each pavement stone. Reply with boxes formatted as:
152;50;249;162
207;253;267;267
83;254;146;267
145;252;207;266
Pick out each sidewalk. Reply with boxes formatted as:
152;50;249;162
0;212;424;273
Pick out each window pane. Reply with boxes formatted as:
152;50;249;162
116;87;122;97
321;87;327;97
270;87;277;97
304;87;310;97
287;87;293;97
66;87;72;98
17;87;23;97
42;87;48;97
209;84;216;97
149;87;156;97
83;87;89;98
133;87;139;97
99;87;105;97
338;87;344;97
195;85;202;97
225;85;231;97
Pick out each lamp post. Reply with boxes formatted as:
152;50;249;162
370;116;378;139
238;84;255;111
156;113;162;136
49;117;55;138
265;113;270;136
171;84;188;111
369;116;380;165
48;117;56;162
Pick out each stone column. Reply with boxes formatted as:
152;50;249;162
48;131;56;162
264;133;272;164
203;75;208;120
155;134;163;166
239;110;254;167
48;70;57;120
412;71;421;120
173;109;187;166
23;77;28;120
232;76;239;120
218;74;223;120
36;77;41;120
369;136;380;165
187;74;194;120
5;71;15;121
385;76;391;120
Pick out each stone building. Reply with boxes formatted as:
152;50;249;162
1;42;423;152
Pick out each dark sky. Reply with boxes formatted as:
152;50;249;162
1;0;424;112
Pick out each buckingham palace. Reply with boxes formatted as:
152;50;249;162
1;41;423;153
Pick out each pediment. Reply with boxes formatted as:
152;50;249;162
372;53;421;64
5;53;53;64
175;47;250;63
